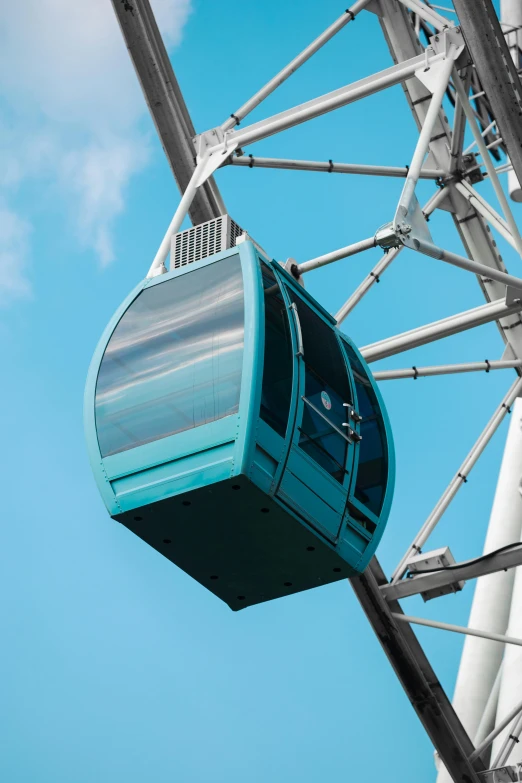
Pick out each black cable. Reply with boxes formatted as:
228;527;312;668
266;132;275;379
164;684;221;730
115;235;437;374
405;541;522;578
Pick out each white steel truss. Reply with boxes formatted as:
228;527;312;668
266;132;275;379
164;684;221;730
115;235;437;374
109;1;522;781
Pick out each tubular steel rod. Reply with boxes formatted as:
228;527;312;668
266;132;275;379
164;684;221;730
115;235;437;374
411;237;522;292
470;698;522;762
335;247;401;323
451;0;522;188
297;236;376;274
351;559;482;783
220;0;371;131
452;70;522;259
396;53;456;219
475;664;503;747
492;711;522;767
335;189;448;323
456;180;518;252
462;119;497;154
109;0;224;227
147;160;204;277
380;545;522;601
373;359;522;380
361;299;522;364
227;155;442;179
397;0;452;30
223;51;446;150
391;375;522;584
450;69;471;173
392;613;522;647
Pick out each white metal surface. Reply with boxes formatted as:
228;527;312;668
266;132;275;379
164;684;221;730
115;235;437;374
373;359;522;380
221;0;371;131
362;300;522;363
228;155;442;178
112;0;522;779
492;538;522;764
393;383;522;584
501;0;522;202
437;399;522;781
392;613;522;648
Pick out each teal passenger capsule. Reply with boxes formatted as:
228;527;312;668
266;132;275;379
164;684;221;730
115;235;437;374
85;236;394;611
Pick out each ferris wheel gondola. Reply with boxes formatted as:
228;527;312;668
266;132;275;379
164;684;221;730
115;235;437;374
85;226;394;610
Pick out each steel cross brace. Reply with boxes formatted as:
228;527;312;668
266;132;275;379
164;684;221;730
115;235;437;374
109;0;225;227
107;1;493;779
351;559;483;783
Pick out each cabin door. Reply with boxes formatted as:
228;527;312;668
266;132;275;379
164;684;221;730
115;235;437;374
276;289;357;543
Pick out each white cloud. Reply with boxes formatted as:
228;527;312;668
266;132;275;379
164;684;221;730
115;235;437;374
0;0;192;302
0;205;32;305
61;137;150;266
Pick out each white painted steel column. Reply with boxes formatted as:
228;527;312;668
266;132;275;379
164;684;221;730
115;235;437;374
436;399;522;783
501;0;522;201
492;434;522;764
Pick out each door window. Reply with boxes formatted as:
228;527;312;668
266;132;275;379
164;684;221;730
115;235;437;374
259;263;293;437
289;292;352;483
343;343;388;515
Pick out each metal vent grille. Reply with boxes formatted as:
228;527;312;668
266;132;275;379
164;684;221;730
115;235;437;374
171;215;244;269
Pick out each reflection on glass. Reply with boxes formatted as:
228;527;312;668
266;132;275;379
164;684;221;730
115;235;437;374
343;342;388;515
288;291;351;483
259;262;293;437
95;255;244;457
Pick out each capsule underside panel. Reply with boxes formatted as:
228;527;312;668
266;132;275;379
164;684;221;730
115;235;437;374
116;475;355;611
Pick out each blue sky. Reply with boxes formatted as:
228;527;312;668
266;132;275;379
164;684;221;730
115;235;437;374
0;1;519;781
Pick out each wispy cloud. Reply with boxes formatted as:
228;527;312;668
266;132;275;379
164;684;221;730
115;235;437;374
0;205;32;305
0;0;192;302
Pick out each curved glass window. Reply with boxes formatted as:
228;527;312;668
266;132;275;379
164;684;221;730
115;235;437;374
344;342;388;515
95;255;244;457
289;292;352;483
259;263;293;437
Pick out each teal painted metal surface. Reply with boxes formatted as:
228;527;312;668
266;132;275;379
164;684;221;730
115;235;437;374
85;240;395;610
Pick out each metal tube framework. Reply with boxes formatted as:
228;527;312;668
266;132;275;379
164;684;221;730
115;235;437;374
110;1;522;780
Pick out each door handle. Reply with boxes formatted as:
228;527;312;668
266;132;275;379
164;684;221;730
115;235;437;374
289;302;304;357
343;402;363;423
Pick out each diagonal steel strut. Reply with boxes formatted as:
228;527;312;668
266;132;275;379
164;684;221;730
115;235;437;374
351;560;482;783
109;0;224;226
109;2;486;780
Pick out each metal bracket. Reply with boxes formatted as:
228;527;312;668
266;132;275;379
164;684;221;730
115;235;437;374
194;128;238;187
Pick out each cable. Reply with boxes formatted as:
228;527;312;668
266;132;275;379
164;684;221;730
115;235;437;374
405;541;522;578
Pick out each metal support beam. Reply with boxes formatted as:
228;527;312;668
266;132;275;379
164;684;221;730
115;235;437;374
373;359;522;381
409;238;522;293
452;0;522;187
335;188;448;323
297;236;376;274
455;182;518;252
381;545;522;602
221;0;371;131
350;559;483;783
227;155;442;179
471;698;522;762
202;49;450;154
452;69;522;258
392;376;522;584
393;613;522;647
109;0;224;226
361;299;522;364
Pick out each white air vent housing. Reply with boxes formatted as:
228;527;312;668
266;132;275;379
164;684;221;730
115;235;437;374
171;215;244;269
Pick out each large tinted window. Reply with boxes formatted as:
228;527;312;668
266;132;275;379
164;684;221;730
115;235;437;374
344;342;388;515
259;263;293;437
95;255;244;457
289;292;352;483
